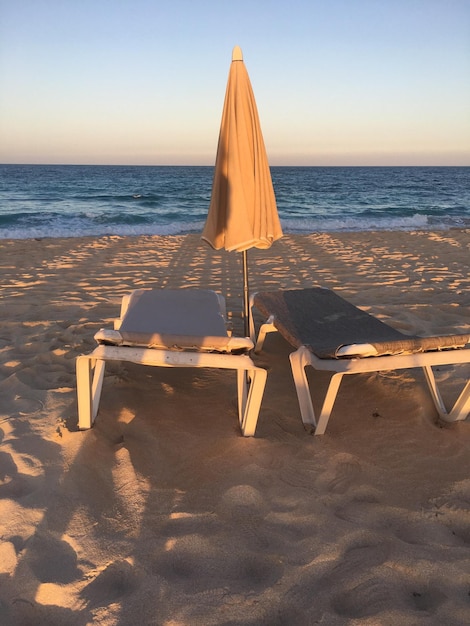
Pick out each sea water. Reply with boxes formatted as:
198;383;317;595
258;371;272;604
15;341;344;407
0;164;469;239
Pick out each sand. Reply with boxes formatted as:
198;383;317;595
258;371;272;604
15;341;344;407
1;230;470;625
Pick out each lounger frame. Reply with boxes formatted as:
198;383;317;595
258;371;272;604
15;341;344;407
251;298;470;435
77;289;267;437
77;346;266;436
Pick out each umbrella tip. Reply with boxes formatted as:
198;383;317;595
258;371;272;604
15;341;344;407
232;46;243;61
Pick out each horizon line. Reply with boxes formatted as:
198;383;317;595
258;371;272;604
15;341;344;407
1;162;470;168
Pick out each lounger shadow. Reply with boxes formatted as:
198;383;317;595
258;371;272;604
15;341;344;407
250;287;470;435
76;289;267;436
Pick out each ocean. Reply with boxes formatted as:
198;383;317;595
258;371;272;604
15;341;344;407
0;164;469;240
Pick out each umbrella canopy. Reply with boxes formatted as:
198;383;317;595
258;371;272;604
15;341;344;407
202;46;283;334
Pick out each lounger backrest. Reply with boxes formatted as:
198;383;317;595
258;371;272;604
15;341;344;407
106;289;252;352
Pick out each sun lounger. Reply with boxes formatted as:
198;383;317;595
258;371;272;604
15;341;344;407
250;287;470;435
77;289;267;436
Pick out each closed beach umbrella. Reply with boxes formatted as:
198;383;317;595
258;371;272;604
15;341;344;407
202;45;283;335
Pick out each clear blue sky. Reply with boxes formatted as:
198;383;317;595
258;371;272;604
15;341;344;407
1;0;469;166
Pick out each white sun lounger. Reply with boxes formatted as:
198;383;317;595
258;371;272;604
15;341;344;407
251;287;470;435
77;289;267;436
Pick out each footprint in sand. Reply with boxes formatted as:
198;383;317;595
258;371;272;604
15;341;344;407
0;395;43;421
326;541;390;583
12;396;44;416
394;516;462;547
153;533;283;594
334;499;396;528
282;567;332;617
26;532;81;584
215;485;272;549
0;449;45;500
15;366;72;391
317;453;362;495
332;577;400;619
409;587;447;613
429;479;470;544
280;456;321;490
80;560;141;609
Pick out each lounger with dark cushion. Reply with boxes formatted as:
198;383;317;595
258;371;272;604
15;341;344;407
251;287;470;435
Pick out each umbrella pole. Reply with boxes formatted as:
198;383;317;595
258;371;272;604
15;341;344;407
242;249;250;337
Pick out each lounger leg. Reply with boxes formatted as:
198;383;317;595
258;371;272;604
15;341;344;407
254;316;276;354
424;366;470;422
314;372;345;435
290;347;345;435
76;356;106;429
422;365;448;416
91;359;106;420
237;367;267;437
237;369;248;427
447;379;470;421
77;356;93;429
290;347;317;428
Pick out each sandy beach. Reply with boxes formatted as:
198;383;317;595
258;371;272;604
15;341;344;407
1;230;470;625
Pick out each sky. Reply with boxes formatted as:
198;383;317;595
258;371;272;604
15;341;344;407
1;0;469;166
